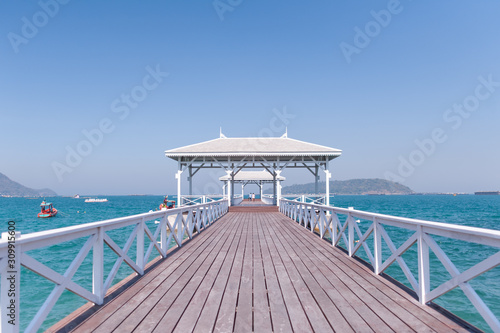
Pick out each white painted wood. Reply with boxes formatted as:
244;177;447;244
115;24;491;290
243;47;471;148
166;215;182;248
373;218;382;275
26;236;94;333
136;219;145;274
103;228;141;292
331;213;338;246
324;167;331;207
379;227;419;292
424;232;500;332
186;209;194;239
227;170;232;206
333;213;349;248
318;209;327;239
0;200;227;332
279;198;500;332
143;223;163;264
176;169;182;207
352;223;374;267
461;282;500;332
160;215;167;257
348;212;354;257
21;254;97;304
93;227;104;304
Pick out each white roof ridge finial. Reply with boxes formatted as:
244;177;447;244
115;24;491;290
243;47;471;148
220;127;227;138
281;127;288;138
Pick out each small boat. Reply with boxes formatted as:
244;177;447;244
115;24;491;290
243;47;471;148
74;194;80;199
159;196;176;210
85;198;108;203
38;201;58;218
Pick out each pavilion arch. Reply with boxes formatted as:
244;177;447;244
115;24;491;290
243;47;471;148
218;170;286;204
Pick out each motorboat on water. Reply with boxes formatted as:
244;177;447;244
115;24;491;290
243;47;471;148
85;198;108;203
38;201;58;218
159;195;176;210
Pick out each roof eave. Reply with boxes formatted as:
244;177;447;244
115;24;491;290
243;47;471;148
164;152;342;157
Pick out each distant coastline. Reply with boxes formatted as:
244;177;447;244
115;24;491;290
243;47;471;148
0;172;56;197
275;178;414;196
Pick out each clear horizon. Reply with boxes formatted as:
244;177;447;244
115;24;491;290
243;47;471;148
0;172;494;197
1;1;499;196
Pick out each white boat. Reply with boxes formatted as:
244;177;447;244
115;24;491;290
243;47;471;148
85;198;108;203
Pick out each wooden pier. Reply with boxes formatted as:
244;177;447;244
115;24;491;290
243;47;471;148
2;135;498;332
53;208;470;332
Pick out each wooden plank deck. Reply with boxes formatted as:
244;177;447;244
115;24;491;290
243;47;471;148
56;210;472;333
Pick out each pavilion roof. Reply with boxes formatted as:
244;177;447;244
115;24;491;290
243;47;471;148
165;136;342;162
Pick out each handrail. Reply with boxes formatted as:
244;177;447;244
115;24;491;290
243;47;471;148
0;199;228;333
279;199;500;332
261;195;273;205
180;195;226;206
282;194;326;205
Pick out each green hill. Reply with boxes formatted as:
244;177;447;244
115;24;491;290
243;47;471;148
276;178;414;195
0;172;57;197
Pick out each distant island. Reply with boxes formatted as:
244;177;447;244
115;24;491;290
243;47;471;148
272;178;414;195
0;172;57;197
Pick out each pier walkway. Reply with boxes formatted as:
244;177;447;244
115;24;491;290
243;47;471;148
56;210;469;333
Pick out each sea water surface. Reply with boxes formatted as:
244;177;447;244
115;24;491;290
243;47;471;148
1;195;499;332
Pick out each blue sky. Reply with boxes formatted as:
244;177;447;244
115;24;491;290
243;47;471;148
1;0;499;195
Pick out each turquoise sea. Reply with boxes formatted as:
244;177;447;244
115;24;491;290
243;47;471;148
1;195;499;332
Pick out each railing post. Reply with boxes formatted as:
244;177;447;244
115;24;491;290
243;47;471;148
160;213;167;257
319;208;325;238
417;225;430;304
1;231;21;333
136;218;145;275
331;211;337;246
348;208;354;257
373;218;382;275
92;227;104;305
299;203;303;225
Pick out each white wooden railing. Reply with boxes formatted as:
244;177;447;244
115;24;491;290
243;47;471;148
0;199;228;333
261;194;274;205
282;194;325;205
232;194;243;206
180;195;226;206
261;194;325;205
280;199;500;332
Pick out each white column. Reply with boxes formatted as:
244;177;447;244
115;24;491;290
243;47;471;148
175;170;182;207
314;165;319;194
241;184;244;199
226;170;232;206
276;170;282;207
188;165;193;196
231;172;235;206
325;168;331;207
272;171;277;205
259;181;263;200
